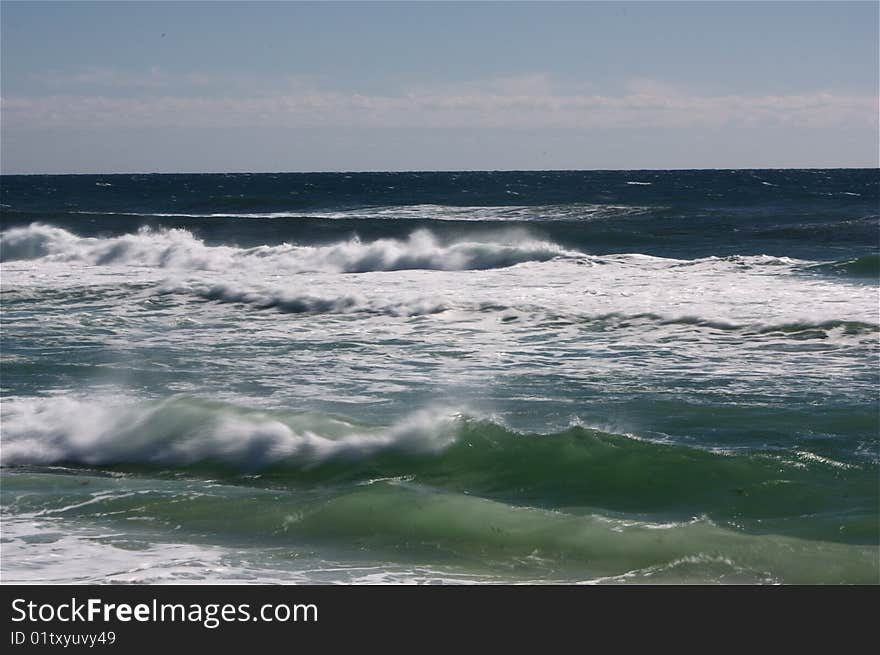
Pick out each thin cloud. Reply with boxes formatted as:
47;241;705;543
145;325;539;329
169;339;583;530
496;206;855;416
2;79;876;131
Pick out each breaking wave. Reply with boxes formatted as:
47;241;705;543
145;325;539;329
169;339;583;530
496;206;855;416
0;396;460;470
3;396;876;524
0;224;578;273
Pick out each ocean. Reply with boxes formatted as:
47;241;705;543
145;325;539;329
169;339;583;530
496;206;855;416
0;169;877;584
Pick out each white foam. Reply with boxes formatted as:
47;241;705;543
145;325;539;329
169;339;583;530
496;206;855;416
2;224;876;346
0;396;464;469
0;224;577;273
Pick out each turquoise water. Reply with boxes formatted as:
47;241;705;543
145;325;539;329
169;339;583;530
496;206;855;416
1;170;878;583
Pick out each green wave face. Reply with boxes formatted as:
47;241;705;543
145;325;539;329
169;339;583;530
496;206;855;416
242;418;879;541
3;472;877;584
3;396;877;552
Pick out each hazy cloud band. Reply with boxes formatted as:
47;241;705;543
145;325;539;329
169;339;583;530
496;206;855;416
3;88;876;130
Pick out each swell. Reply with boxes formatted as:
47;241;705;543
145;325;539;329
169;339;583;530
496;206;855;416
167;282;449;317
61;203;656;222
750;216;880;244
3;472;877;584
2;396;876;525
801;254;880;280
2;170;877;212
572;312;880;338
152;281;880;338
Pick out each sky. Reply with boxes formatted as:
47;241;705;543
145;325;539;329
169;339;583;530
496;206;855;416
1;1;878;173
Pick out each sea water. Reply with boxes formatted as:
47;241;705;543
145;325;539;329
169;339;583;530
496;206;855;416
1;169;877;583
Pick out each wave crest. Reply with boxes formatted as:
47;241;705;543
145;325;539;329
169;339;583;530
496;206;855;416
3;395;874;520
0;224;576;273
0;396;462;469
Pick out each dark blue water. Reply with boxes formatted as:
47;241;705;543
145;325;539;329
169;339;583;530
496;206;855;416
2;169;877;260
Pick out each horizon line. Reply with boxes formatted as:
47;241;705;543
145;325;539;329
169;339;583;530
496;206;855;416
2;166;878;177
